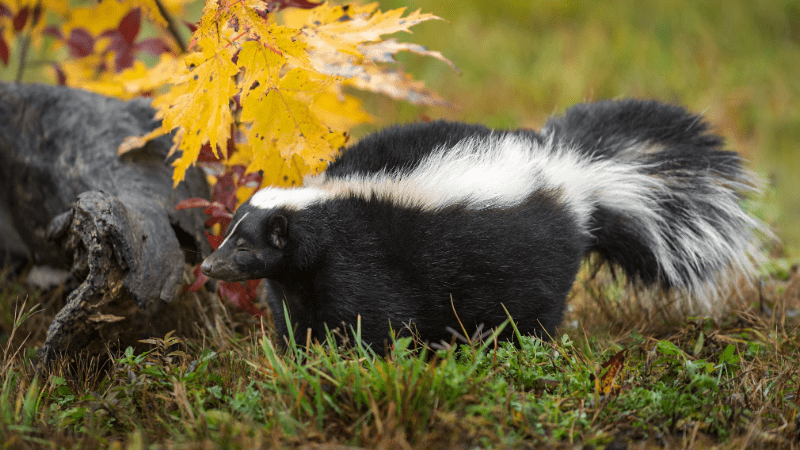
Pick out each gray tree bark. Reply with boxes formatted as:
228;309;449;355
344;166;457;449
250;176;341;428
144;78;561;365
0;82;210;365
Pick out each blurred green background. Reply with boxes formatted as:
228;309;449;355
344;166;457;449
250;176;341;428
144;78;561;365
354;0;800;255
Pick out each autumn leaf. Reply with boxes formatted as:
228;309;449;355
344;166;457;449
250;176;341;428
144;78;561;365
53;0;452;185
108;0;452;187
219;280;267;318
347;63;450;106
65;28;94;57
360;38;458;71
597;349;627;396
154;37;238;185
235;39;286;108
306;4;439;46
241;67;344;176
281;2;455;105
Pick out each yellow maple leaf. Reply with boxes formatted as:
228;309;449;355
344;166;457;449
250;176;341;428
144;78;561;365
236;40;285;107
120;37;238;186
281;3;380;35
359;38;458;71
290;2;442;60
233;143;308;188
165;40;238;184
345;62;451;106
229;2;305;57
253;150;309;188
314;4;439;46
241;66;344;176
113;0;450;190
282;3;454;106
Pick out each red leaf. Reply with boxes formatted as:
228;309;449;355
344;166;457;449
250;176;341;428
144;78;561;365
197;143;219;162
118;8;141;45
184;264;209;293
175;197;212;210
67;28;94;57
205;215;232;230
0;35;8;66
230;165;246;178
0;3;12;18
42;26;63;40
219;281;266;318
100;28;135;71
184;20;197;34
136;38;171;55
203;202;232;219
212;173;238;212
115;51;135;71
205;231;223;250
12;5;28;32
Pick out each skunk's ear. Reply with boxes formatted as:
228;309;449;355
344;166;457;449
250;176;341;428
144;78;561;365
269;215;289;249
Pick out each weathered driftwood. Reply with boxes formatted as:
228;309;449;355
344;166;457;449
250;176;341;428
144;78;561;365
0;82;209;364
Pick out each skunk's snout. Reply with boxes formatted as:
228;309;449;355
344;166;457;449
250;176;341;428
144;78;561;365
200;257;214;277
199;250;251;282
200;252;230;280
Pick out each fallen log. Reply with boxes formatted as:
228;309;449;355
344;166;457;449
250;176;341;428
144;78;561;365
0;82;209;364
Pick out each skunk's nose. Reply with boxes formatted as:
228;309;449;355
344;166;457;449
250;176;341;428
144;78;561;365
200;258;213;277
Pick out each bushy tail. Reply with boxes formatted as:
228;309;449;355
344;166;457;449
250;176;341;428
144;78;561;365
544;99;770;312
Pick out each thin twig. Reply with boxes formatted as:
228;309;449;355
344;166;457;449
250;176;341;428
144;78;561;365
15;35;30;82
153;0;188;53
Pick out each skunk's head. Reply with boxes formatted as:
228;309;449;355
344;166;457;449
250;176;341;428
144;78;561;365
200;186;327;282
200;204;289;282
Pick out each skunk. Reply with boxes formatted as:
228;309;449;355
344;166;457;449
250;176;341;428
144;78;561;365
201;99;768;352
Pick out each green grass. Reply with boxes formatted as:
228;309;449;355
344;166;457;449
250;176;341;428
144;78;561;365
1;264;799;449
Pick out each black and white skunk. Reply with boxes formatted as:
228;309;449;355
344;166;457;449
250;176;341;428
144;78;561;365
201;99;768;351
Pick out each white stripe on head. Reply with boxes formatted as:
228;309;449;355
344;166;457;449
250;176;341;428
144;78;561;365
250;187;329;210
220;212;250;249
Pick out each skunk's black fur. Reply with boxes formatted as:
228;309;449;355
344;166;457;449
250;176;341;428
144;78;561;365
201;99;768;352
